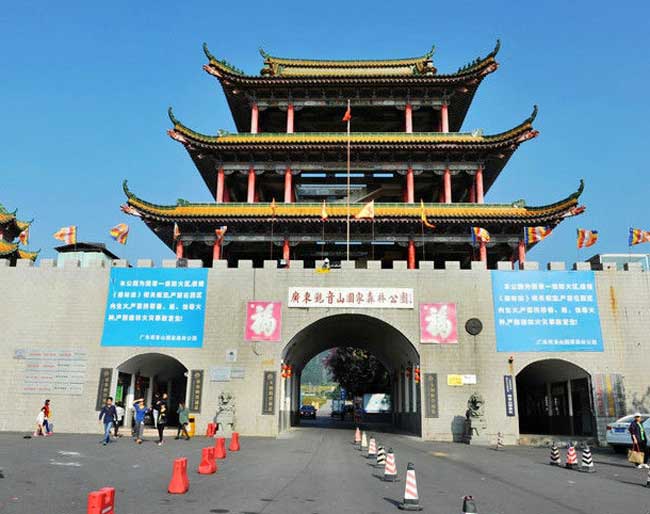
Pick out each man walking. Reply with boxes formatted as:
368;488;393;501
132;398;147;444
98;397;117;446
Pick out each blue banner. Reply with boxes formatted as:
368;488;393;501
101;268;208;348
491;271;603;352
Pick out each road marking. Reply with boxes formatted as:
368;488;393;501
430;451;448;457
57;451;81;456
49;460;81;467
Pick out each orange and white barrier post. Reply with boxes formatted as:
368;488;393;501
383;448;397;482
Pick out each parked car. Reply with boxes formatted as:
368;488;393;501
300;405;317;419
605;413;650;452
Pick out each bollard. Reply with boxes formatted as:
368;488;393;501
168;457;189;494
87;487;115;514
214;437;227;459
229;432;240;452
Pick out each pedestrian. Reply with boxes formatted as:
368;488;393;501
98;397;117;446
628;412;649;468
175;402;190;440
132;398;147;444
34;407;47;437
42;399;52;435
156;404;167;446
152;393;161;429
113;402;125;438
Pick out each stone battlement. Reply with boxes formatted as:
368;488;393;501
1;258;644;272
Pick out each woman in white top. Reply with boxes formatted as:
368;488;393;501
34;407;47;437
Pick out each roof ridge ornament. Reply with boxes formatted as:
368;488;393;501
259;47;270;59
489;39;501;58
168;106;180;126
203;42;216;62
528;104;538;123
122;179;134;199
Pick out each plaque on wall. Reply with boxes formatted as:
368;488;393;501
503;375;516;417
423;373;439;418
262;371;277;415
95;368;113;411
189;369;204;413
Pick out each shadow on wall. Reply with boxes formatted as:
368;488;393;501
451;415;465;442
632;388;650;413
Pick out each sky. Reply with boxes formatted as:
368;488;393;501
2;1;649;265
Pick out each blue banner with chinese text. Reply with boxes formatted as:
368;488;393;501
101;268;208;347
491;271;603;352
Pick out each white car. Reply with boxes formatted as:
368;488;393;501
605;414;650;452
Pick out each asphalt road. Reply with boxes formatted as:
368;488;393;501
1;418;649;514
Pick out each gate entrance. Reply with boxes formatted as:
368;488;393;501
280;314;421;435
516;359;595;437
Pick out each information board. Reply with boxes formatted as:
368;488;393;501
17;348;87;396
101;268;208;347
188;370;204;413
423;373;439;418
288;287;414;309
262;371;277;415
504;375;516;417
491;271;603;352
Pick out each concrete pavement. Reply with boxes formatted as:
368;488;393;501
1;419;649;513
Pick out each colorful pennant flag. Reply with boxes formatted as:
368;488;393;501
53;226;77;245
270;198;277;216
18;228;29;246
577;229;598;249
320;200;329;221
419;200;436;229
629;228;650;246
215;226;227;241
355;200;375;219
471;227;491;244
173;223;181;241
109;223;129;245
342;103;352;122
524;226;553;245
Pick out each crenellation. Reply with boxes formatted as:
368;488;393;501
624;262;643;271
444;261;461;270
16;259;34;268
136;259;154;268
418;261;434;270
497;261;513;271
573;262;591;271
522;261;539;271
393;260;408;270
470;260;487;270
40;258;56;268
547;261;566;271
111;259;129;268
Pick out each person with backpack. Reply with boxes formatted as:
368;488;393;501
98;397;117;446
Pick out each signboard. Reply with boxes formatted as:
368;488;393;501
262;371;277;415
230;367;246;380
423;373;439;418
447;374;477;386
17;348;87;396
101;268;208;348
209;367;232;382
420;303;458;343
288;287;414;309
245;301;282;341
592;373;626;417
363;393;391;413
188;370;203;413
491;271;603;352
504;375;516;416
95;368;113;411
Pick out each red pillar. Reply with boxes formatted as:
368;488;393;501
247;167;256;203
406;167;414;203
284;167;293;203
175;240;184;259
407;240;416;269
216;168;225;203
469;183;476;203
518;239;526;269
283;238;290;264
475;166;484;204
286;103;294;134
443;168;452;204
250;103;259;134
212;239;221;261
441;103;449;133
405;104;413;133
479;241;487;263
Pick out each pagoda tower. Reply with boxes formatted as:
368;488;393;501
123;41;585;268
0;203;37;265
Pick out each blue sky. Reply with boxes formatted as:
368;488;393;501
2;1;649;264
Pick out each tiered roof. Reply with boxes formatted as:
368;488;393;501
0;204;38;262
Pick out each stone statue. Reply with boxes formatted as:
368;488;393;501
463;392;487;444
214;392;236;436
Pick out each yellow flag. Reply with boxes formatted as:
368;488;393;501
321;200;328;220
354;200;375;219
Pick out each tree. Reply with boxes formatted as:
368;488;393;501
322;347;390;396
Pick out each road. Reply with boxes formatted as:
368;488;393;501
1;417;649;513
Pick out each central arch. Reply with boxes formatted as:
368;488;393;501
280;314;421;435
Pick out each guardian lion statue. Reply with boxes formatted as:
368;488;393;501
213;392;236;436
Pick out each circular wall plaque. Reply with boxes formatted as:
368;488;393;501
465;318;483;336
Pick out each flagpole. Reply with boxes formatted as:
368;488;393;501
346;99;351;263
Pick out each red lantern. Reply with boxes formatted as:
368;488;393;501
414;365;421;384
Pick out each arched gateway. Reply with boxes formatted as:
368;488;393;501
279;314;421;435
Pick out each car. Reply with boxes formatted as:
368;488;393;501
300;405;317;419
605;413;650;452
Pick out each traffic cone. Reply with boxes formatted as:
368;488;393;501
565;444;578;470
376;446;386;467
383;448;398;482
354;427;361;443
198;447;216;475
214;437;227;459
168;457;189;494
87;487;115;514
205;423;216;437
580;445;595;473
360;431;368;451
462;495;478;514
549;442;561;466
229;432;240;452
495;432;504;451
367;437;377;459
398;462;423;511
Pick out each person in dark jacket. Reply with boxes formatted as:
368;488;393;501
156;404;167;446
98;397;117;446
628;412;649;468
